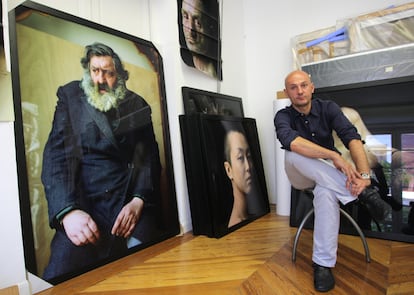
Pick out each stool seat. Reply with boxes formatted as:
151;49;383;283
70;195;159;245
292;206;371;263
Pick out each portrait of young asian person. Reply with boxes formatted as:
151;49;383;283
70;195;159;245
179;0;219;79
41;42;162;283
223;128;252;228
223;125;267;229
274;70;391;292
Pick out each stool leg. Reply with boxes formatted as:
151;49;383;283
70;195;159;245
292;208;314;262
339;208;371;263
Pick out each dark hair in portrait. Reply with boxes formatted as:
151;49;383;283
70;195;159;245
177;0;222;79
81;43;129;81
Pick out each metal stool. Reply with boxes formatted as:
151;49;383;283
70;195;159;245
292;200;371;263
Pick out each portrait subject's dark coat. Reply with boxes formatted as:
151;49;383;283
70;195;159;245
41;80;161;281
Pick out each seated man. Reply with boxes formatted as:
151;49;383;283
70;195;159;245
274;70;390;292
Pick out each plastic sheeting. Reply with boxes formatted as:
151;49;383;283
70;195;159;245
348;2;414;53
293;2;414;71
302;43;414;89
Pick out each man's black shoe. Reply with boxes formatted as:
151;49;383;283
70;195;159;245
358;187;391;222
313;263;335;292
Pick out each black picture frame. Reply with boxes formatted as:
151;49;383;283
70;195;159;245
180;114;270;238
9;1;179;284
182;86;244;117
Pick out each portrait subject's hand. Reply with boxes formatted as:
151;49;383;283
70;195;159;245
111;197;144;238
62;209;100;246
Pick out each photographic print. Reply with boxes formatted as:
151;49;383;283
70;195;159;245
182;86;244;117
180;114;269;238
177;0;222;80
9;1;179;284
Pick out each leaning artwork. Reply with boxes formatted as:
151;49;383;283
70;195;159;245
9;1;179;284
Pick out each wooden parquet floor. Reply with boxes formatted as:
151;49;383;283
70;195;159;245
36;206;414;295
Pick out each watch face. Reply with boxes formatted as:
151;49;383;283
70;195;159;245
361;173;370;179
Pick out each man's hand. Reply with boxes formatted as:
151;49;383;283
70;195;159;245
332;154;371;196
332;154;357;183
351;177;371;197
62;209;100;246
111;197;144;238
331;154;365;196
290;137;372;197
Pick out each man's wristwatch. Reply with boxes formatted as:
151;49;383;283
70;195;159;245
360;172;370;180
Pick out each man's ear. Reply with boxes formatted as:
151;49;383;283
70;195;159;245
224;161;232;180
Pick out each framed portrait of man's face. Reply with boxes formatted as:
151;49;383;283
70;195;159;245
9;1;179;284
177;0;222;80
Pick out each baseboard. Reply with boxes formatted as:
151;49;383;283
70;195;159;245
27;273;52;294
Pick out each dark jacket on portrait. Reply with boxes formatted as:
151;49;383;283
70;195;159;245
41;80;161;281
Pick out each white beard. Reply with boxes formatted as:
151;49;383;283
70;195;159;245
80;73;127;112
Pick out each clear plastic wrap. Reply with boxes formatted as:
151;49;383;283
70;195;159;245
302;43;414;89
291;26;340;69
292;2;414;68
348;2;414;53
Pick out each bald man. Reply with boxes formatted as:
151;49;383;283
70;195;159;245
274;70;390;292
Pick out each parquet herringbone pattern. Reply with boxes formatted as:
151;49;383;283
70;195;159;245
35;206;414;295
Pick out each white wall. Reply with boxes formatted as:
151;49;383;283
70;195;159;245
1;0;411;293
1;2;31;294
0;123;30;294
